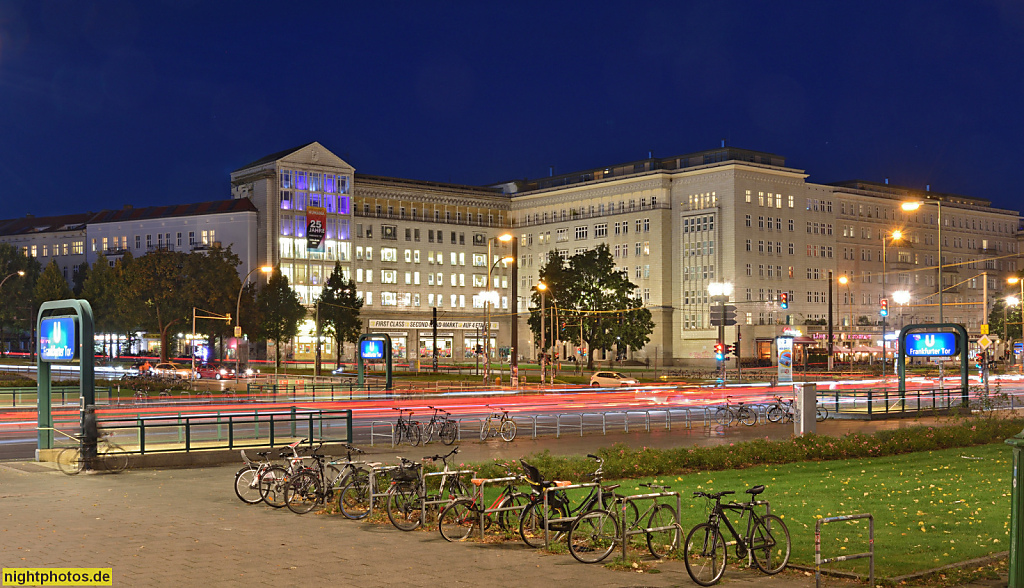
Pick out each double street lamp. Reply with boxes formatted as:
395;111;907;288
1009;277;1024;366
838;275;853;370
482;234;514;382
235;265;273;380
900;199;943;323
881;230;903;379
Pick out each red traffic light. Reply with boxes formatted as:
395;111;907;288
780;292;789;309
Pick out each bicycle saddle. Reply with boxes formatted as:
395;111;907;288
746;485;766;496
255;451;270;458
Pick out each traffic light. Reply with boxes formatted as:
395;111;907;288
880;298;889;317
714;343;725;361
722;344;734;357
730;342;740;358
780;292;789;310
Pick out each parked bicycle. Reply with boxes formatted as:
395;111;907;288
234;449;277;503
254;440;310;508
438;470;530;541
386;447;468;531
714;396;757;427
518;454;637;548
56;431;129;475
683;485;791;586
479;405;516;441
567;482;681;563
766;395;828;423
284;441;370;514
338;462;393;520
423;406;458;445
393;407;422;446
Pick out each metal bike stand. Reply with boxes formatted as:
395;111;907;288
541;482;601;548
369;421;394;447
369;464;401;514
617;491;682;561
421;468;476;521
472;476;527;539
816;513;873;588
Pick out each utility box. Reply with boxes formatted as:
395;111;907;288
793;383;817;436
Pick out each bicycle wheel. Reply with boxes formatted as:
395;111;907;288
737;407;757;427
602;493;640;531
439;498;477;542
766;406;783;423
498;492;530;531
422;422;436;444
440;421;457;445
646;504;681;559
387;484;424;531
339;474;372;519
259;465;290;508
684;523;727;587
519;501;562;548
714;407;732;426
101;442;129;472
234;467;264;504
750;514;791;574
56;447;83;475
285;472;322;514
499;419;517;442
568;509;619;564
479;418;490;440
407;423;422;447
816;406;828;422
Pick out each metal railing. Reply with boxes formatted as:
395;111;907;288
815;513;874;587
616;490;682;560
53;408;352;454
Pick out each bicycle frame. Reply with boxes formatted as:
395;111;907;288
614;488;682;561
705;497;772;565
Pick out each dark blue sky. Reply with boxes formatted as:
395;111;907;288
1;1;1022;219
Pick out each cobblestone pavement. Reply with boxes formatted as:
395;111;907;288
0;413;1013;587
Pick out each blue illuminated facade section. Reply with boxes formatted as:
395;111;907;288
905;332;958;357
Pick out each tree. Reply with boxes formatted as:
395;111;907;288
256;268;307;369
988;297;1022;344
34;260;73;307
317;262;363;367
0;244;40;356
527;244;654;370
72;261;90;297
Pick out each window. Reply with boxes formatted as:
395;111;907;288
381;247;398;262
594;223;608;238
365;247;373;261
381;270;397;284
575;226;588;240
643;218;650;232
404;249;412;263
473;253;486;267
745;215;751;227
381;292;397;306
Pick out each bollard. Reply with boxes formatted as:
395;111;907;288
1006;430;1024;586
793;382;817;436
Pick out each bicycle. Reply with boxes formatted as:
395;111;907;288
518;454;637;548
393;407;422;446
567;482;681;563
284;441;370;514
255;440;310;508
386;447;468;531
338;462;393;520
234;449;277;503
423;406;458;445
479;405;516;441
683;485;791;586
56;431;129;475
714;395;756;427
438;471;530;541
766;395;828;423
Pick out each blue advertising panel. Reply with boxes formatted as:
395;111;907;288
39;317;76;361
905;332;958;357
360;338;384;360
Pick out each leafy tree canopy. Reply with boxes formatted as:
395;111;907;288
256;267;307;368
317;262;363;366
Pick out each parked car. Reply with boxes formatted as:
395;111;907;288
196;363;236;380
589;371;638;387
150;362;196;380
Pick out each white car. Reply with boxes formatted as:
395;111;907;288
150;362;196;380
589;371;638;387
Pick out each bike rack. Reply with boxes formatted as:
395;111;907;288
368;463;402;515
369;421;394;447
540;482;601;548
531;415;558;438
815;513;873;588
421;468;476;520
580;412;607;434
472;475;528;540
557;414;583;438
616;490;682;561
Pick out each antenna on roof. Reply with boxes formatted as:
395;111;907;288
648;150;652;159
926;184;930;192
885;178;889;185
721;139;726;148
549;166;553;177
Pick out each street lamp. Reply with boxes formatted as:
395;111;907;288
483;248;514;383
901;199;943;323
0;270;25;292
235;265;273;381
881;230;902;379
1010;278;1024;366
499;233;519;386
839;276;853;370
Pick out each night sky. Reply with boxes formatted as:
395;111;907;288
1;1;1022;219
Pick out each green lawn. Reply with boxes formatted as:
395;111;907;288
604;442;1011;578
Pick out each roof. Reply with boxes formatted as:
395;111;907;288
232;142;317;173
0;199;258;237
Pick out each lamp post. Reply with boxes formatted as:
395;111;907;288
1010;277;1024;368
881;230;902;380
839;276;852;370
483;247;514;383
537;282;548;383
0;270;25;292
235;265;273;382
902;198;944;386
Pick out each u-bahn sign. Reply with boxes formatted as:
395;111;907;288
904;332;958;357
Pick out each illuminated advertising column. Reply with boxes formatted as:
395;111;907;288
777;336;794;383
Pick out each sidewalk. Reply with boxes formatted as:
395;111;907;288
1;413;1012;587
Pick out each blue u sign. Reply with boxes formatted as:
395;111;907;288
905;332;957;357
39;316;77;362
360;339;384;360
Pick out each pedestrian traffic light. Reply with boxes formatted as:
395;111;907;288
730;342;740;358
880;298;889;317
714;343;725;361
721;344;733;357
780;292;789;310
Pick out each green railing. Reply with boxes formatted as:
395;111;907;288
52;408;353;454
0;386;116;408
819;387;972;417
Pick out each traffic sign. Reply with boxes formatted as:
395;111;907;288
980;323;989;335
977;334;993;350
709;305;737;326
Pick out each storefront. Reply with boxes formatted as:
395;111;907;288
419;332;454;358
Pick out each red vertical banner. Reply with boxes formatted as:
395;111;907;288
307;206;326;251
